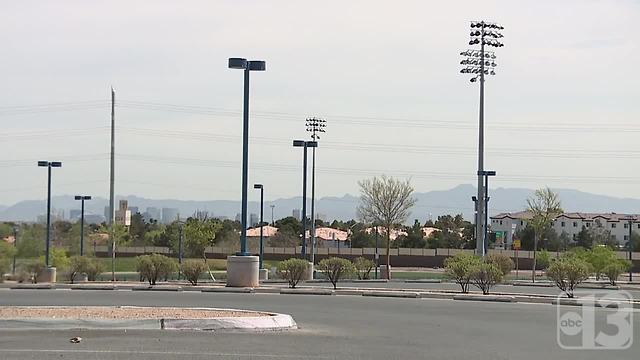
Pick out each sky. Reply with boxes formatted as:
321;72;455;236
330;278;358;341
1;0;639;208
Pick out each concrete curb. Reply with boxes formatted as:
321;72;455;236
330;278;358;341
9;284;54;290
405;279;442;284
453;294;516;302
201;287;255;294
70;285;119;290
280;288;334;295
131;285;183;292
161;313;296;332
0;318;160;330
363;291;420;298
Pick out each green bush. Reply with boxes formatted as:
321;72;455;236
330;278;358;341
470;262;503;295
38;247;70;271
182;260;207;285
25;261;46;283
536;250;551;270
0;241;17;281
444;253;481;293
353;257;375;280
67;256;91;283
318;257;356;289
277;258;309;288
547;257;591;298
486;253;514;276
85;258;105;281
603;259;631;286
586;246;617;280
135;254;178;285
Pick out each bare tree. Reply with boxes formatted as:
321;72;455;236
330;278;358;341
526;187;562;282
357;175;416;279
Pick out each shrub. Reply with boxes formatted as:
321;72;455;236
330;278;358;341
318;257;356;289
444;253;481;293
603;259;631;286
586;246;617;280
486;253;514;276
26;261;46;283
0;241;17;281
470;262;503;295
277;258;309;288
536;250;551;270
182;260;207;285
547;257;590;298
85;258;105;281
67;256;91;283
353;257;375;280
38;247;70;271
135;254;178;285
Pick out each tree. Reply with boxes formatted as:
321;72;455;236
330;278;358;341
547;257;590;298
470;262;503;295
277;258;309;288
603;259;631;286
182;259;207;285
428;215;469;249
67;256;91;283
135;254;177;285
85;258;105;281
15;224;45;258
444;253;481;293
396;220;426;248
486;253;514;277
588;221;617;247
183;217;222;281
38;247;70;271
0;240;17;280
357;175;416;279
353;257;375;280
574;226;593;249
318;257;356;289
586;246;617;280
349;229;376;248
536;249;551;271
526;187;562;282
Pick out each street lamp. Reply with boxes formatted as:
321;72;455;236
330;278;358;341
74;195;92;256
293;140;318;259
12;225;18;275
478;170;496;256
38;160;62;267
270;205;275;226
254;184;265;269
306;117;326;266
460;21;504;257
228;57;266;256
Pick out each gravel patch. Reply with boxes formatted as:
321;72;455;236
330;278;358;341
0;306;269;320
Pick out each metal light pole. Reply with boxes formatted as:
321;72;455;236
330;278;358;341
74;195;92;256
109;88;116;281
178;220;184;280
629;218;633;282
38;161;62;267
306;117;326;266
270;205;275;226
293;140;318;259
229;57;266;256
12;226;18;274
460;21;504;257
375;226;380;279
254;184;265;269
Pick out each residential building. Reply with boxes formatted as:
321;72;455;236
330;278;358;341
490;211;640;246
307;227;349;248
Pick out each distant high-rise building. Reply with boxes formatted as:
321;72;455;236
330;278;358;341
235;213;242;222
69;209;82;221
292;209;301;220
128;206;139;215
249;213;259;227
145;207;161;221
84;214;105;224
316;213;327;222
161;208;179;224
115;200;131;226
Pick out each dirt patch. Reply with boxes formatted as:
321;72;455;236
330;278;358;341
0;306;269;320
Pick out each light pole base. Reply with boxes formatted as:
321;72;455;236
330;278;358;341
259;268;269;281
305;262;314;281
226;255;259;287
379;265;392;280
37;267;57;283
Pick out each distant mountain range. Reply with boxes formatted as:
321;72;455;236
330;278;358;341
2;184;640;223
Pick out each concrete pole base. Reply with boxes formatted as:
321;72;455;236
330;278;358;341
226;256;259;287
305;262;314;281
259;268;269;281
379;265;392;280
37;267;56;283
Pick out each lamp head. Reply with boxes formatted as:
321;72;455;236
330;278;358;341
306;141;318;148
293;140;305;147
228;57;248;69
50;161;62;167
74;195;82;200
37;161;48;167
253;184;263;189
248;60;266;71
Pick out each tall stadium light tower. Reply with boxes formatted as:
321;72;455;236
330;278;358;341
305;117;326;267
460;20;504;257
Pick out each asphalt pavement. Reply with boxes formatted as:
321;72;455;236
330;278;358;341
0;289;638;359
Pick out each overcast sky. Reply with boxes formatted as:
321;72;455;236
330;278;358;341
1;0;639;208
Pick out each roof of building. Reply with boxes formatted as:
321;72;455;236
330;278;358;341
306;227;348;241
365;227;408;241
246;225;279;237
1;236;15;245
491;211;640;222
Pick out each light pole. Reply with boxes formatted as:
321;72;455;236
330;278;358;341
270;205;275;226
628;217;633;282
12;225;18;275
38;160;62;267
228;57;266;256
254;184;265;269
74;195;92;256
293;140;318;259
460;21;504;257
478;170;496;255
306;117;326;266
